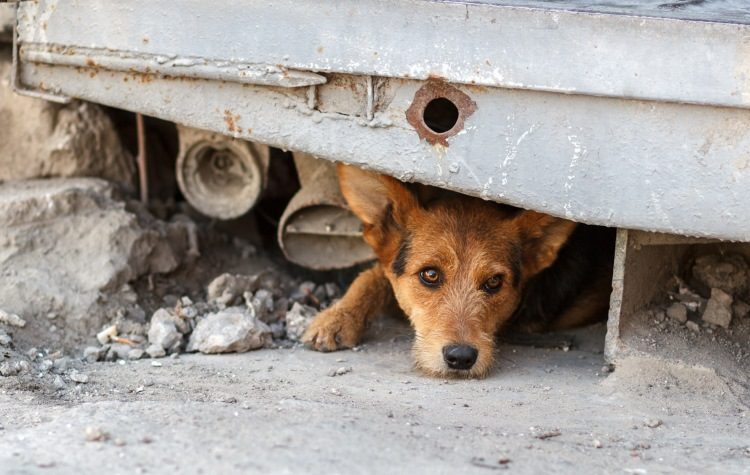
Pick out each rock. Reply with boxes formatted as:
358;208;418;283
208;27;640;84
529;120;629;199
686;321;701;333
128;348;145;360
187;307;271;354
146;344;166;359
692;254;748;297
285;302;318;341
0;309;26;328
0;61;136;188
701;288;733;328
644;418;663;428
0;331;11;346
84;426;109;442
106;343;132;361
96;325;118;345
0;360;30;377
38;359;54;372
666;303;688;324
327;366;353;377
248;289;275;323
0;178;192;349
207;273;264;306
83;346;105;363
147;309;183;353
53;357;69;373
69;370;89;383
53;375;66;390
733;300;750;319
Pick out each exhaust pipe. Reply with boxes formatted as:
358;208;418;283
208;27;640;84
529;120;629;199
278;153;375;270
176;125;269;220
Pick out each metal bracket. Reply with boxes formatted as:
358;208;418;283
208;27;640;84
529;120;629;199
10;4;71;103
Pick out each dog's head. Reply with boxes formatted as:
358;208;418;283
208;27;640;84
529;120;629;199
339;164;577;378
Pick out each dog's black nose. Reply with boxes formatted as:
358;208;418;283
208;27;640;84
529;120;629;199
442;344;478;370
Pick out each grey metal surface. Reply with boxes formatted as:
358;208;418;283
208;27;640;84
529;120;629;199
12;0;750;241
449;1;750;24
16;0;750;108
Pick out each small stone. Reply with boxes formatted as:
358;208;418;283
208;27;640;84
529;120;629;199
151;361;162;367
733;300;750;319
0;309;26;327
83;346;105;363
207;273;263;306
53;375;66;389
0;332;11;347
0;361;29;377
107;343;132;361
187;307;271;354
593;439;603;448
84;426;109;442
702;288;733;328
146;344;166;358
531;427;561;440
96;325;118;345
285;302;318;342
686;321;700;333
147;309;183;353
180;296;194;306
248;289;275;323
327;366;353;377
128;348;145;360
69;370;89;383
114;438;127;447
38;359;54;372
644;418;663;428
666;303;688;324
330;387;342;396
53;357;69;373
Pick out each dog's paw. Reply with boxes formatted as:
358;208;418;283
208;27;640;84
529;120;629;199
302;307;362;352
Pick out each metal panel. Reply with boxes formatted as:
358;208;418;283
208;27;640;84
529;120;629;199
12;0;750;241
17;61;750;241
16;0;750;108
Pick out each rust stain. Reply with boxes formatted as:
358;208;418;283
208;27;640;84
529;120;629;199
405;81;477;147
223;110;242;133
317;46;324;54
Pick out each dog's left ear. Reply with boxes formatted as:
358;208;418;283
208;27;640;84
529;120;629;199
514;211;578;278
337;163;420;229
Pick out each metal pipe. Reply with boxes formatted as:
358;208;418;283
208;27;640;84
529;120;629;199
277;153;374;270
175;125;269;220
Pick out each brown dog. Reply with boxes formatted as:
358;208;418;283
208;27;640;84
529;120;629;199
303;164;614;378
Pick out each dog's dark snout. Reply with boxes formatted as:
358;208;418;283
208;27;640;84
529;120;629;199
442;344;478;370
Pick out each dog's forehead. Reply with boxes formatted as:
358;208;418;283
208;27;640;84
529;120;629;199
407;200;520;261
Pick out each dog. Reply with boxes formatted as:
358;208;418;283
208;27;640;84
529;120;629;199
302;164;615;378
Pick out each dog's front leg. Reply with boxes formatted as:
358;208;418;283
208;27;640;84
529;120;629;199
303;264;392;352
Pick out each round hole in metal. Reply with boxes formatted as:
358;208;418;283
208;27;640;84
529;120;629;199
422;97;460;134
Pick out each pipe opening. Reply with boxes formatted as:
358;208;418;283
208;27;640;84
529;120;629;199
422;97;459;134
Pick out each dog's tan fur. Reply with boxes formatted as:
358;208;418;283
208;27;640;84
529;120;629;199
303;164;611;378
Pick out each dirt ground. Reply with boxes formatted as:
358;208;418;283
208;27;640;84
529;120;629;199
1;318;749;475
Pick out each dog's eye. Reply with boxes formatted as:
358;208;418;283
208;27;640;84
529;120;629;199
482;275;504;294
418;268;442;287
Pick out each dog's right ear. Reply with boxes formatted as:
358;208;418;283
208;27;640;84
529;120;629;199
337;163;420;229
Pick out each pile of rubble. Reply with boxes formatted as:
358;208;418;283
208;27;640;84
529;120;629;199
655;254;749;331
81;272;338;363
642;253;750;365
